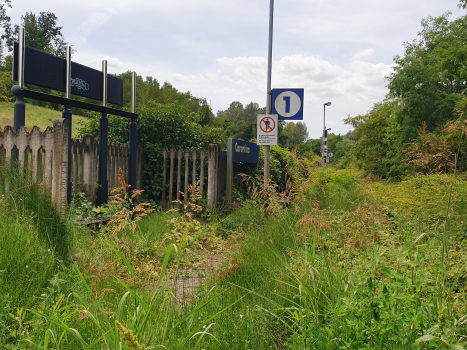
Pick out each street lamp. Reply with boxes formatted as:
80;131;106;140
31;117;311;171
322;102;331;169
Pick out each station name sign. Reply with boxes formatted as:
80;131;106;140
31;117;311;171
232;139;259;163
13;43;123;105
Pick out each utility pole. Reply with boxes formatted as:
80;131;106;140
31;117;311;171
264;0;274;192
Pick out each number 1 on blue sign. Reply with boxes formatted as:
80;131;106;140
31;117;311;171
283;96;291;113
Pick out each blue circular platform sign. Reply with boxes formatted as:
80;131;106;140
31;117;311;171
271;88;304;120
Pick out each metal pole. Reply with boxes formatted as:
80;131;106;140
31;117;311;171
97;60;109;206
131;71;136;114
62;45;73;203
128;72;137;193
264;0;274;193
322;104;325;170
13;26;25;132
322;102;331;170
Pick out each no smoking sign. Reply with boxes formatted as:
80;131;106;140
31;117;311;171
257;114;278;146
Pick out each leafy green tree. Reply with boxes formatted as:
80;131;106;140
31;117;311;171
0;0;11;63
291;122;309;145
344;100;405;178
2;11;69;58
217;101;244;122
279;122;294;146
243;102;263;124
215;101;265;141
387;12;465;141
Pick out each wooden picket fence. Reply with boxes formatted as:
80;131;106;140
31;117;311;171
0;119;228;213
160;144;226;208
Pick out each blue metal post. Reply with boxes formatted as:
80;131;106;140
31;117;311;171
97;60;109;206
13;27;25;132
97;113;108;206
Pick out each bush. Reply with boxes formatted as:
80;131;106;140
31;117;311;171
78;102;225;200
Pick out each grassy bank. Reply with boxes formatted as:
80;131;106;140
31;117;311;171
0;162;466;349
0;101;87;137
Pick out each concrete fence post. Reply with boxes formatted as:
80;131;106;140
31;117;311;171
199;149;206;199
169;148;175;206
207;143;219;209
184;148;190;203
51;119;69;216
161;148;168;206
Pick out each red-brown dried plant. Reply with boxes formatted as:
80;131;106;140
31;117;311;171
405;122;455;174
239;173;294;216
107;168;154;234
338;188;386;247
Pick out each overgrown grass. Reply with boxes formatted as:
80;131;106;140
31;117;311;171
0;101;87;137
1;159;466;349
0;163;75;342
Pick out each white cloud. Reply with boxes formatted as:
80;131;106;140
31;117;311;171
216;54;391;104
79;12;111;37
103;56;127;72
352;48;375;61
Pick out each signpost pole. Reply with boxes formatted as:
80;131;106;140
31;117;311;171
63;45;73;203
264;0;274;194
13;27;25;132
97;60;109;206
128;72;137;193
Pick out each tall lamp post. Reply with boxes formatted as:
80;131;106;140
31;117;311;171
322;102;331;169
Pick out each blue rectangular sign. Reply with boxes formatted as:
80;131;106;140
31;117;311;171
271;88;304;120
232;139;259;164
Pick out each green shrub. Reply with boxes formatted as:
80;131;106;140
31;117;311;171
79;102;224;200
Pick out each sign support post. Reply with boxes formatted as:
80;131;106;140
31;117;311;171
63;46;73;204
13;26;25;132
264;0;274;195
11;28;137;209
97;60;109;206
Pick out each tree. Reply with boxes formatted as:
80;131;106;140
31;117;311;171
217;101;244;122
291;122;309;145
387;12;465;142
0;0;10;27
2;11;69;58
243;102;264;124
0;0;11;64
344;100;405;178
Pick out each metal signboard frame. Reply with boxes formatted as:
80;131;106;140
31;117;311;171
12;28;136;207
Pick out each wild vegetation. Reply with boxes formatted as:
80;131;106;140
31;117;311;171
1;1;467;349
0;153;466;349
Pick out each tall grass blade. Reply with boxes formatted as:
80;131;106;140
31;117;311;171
105;240;136;278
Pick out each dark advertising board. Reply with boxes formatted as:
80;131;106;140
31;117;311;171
13;43;123;105
232;139;259;163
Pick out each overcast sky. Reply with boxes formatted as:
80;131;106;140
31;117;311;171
5;0;463;138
